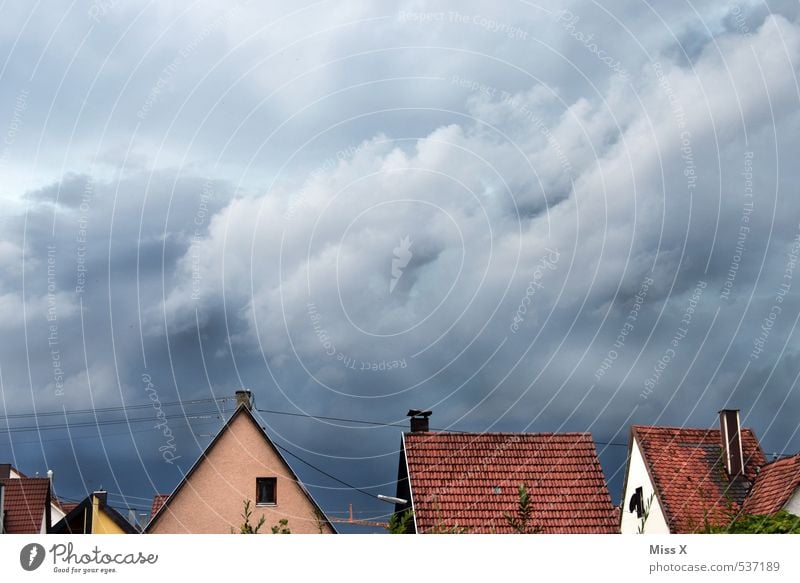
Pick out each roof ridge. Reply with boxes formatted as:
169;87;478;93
404;431;593;437
633;424;757;433
758;452;800;468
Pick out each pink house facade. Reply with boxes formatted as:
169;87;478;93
146;392;335;534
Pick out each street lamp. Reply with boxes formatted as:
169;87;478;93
377;494;407;505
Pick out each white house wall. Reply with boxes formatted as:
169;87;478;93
620;436;670;534
51;503;65;526
784;487;800;516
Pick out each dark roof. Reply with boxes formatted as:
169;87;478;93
50;493;138;534
145;405;336;533
0;477;50;534
150;494;169;519
400;432;617;533
632;425;766;533
742;454;800;515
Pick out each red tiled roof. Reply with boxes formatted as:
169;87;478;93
59;502;79;514
150;494;169;518
0;477;50;534
742;454;800;515
633;425;766;533
402;432;617;533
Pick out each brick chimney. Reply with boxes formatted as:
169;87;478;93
235;389;253;410
0;463;10;479
719;409;744;478
407;409;432;433
93;490;108;505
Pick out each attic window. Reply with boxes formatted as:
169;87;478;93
629;486;644;518
256;477;277;505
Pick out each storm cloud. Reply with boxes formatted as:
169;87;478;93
1;1;800;528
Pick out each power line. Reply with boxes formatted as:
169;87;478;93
254;407;465;433
3;401;793;459
0;411;225;433
250;409;381;501
272;439;381;501
0;397;227;421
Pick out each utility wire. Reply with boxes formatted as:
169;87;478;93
272;441;380;501
0;398;226;420
0;411;224;433
250;409;381;501
2;399;793;458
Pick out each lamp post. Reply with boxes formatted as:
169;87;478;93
377;494;407;505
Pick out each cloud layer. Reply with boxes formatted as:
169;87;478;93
1;1;800;525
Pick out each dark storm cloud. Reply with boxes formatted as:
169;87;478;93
1;1;800;522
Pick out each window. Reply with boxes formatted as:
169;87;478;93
629;486;644;518
256;477;277;505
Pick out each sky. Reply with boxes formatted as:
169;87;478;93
1;0;800;532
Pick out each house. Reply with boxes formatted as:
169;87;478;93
150;493;169;519
392;410;618;533
619;409;768;533
51;491;138;534
0;470;51;534
146;391;335;534
0;463;66;527
741;453;800;516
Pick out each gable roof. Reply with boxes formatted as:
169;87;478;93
51;493;138;534
0;477;50;534
632;425;766;533
58;501;79;514
400;432;617;533
150;494;169;519
145;404;335;533
742;454;800;515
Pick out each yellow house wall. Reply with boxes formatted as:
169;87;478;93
91;496;128;534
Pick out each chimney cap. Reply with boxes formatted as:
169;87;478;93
235;389;253;410
407;409;432;418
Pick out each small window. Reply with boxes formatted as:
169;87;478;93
628;486;644;518
256;477;277;505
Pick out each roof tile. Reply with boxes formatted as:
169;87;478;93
403;432;617;533
742;454;800;515
633;425;766;533
1;477;50;534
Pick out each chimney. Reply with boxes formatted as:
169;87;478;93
235;389;253;410
407;409;432;433
719;409;744;478
0;464;10;479
93;490;108;505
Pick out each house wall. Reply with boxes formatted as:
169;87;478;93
90;496;127;534
620;437;670;534
784;488;800;516
51;503;65;526
149;412;333;534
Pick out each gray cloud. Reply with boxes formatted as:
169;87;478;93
1;2;799;524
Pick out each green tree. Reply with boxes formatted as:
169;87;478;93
637;493;655;534
238;499;266;534
504;484;542;534
704;510;800;534
387;509;414;534
270;518;291;534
